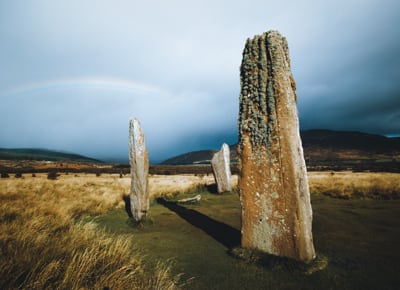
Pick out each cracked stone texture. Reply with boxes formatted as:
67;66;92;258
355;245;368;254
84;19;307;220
128;117;149;222
211;143;232;193
238;30;315;262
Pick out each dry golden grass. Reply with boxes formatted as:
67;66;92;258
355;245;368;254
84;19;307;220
118;173;236;199
1;171;398;288
0;173;181;289
149;174;216;198
308;171;400;199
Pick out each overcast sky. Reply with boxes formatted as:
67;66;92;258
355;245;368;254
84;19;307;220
0;0;399;163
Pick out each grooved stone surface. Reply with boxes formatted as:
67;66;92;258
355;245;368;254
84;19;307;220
238;30;315;262
128;117;149;222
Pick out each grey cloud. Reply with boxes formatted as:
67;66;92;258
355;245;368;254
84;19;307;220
1;0;399;162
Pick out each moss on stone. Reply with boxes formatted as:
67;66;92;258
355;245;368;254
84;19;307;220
238;31;279;155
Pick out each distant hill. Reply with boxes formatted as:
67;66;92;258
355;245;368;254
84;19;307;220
0;148;101;163
301;129;400;153
161;130;400;172
161;149;217;165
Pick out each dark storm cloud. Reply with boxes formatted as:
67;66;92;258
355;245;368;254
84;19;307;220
0;0;399;162
297;27;400;135
293;0;400;136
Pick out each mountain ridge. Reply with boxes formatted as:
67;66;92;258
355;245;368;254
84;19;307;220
161;129;400;166
0;148;102;163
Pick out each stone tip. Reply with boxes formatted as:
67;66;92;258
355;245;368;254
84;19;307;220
265;29;281;35
129;117;140;123
129;117;143;131
250;30;283;39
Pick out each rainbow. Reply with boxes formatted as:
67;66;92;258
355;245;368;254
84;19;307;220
5;77;163;97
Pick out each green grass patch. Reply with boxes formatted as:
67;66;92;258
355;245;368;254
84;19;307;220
93;191;400;289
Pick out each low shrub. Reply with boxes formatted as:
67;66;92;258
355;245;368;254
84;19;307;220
47;172;59;180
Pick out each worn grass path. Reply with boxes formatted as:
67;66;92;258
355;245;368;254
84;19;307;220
94;191;400;289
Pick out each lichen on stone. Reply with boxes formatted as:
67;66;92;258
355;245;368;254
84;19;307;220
238;30;315;262
238;31;279;154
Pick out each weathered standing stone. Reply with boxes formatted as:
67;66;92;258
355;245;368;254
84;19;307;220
211;143;232;193
128;117;149;222
238;30;315;262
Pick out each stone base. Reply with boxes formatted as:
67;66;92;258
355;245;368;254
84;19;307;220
229;247;328;275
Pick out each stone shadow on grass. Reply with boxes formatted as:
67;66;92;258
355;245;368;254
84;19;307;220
122;194;133;218
157;198;241;249
205;183;219;194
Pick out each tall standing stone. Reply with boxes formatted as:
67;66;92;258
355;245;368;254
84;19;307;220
238;31;315;262
128;117;149;222
211;143;232;193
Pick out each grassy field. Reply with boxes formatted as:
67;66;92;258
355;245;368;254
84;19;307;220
308;171;400;199
0;174;182;289
1;172;399;289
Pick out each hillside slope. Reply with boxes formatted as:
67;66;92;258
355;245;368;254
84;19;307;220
161;130;400;171
161;149;217;165
0;148;101;163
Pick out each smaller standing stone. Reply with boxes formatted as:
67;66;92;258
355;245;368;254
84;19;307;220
211;143;232;193
128;117;149;222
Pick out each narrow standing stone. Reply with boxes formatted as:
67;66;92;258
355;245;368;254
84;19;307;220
128;117;149;222
211;143;232;193
238;30;315;262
